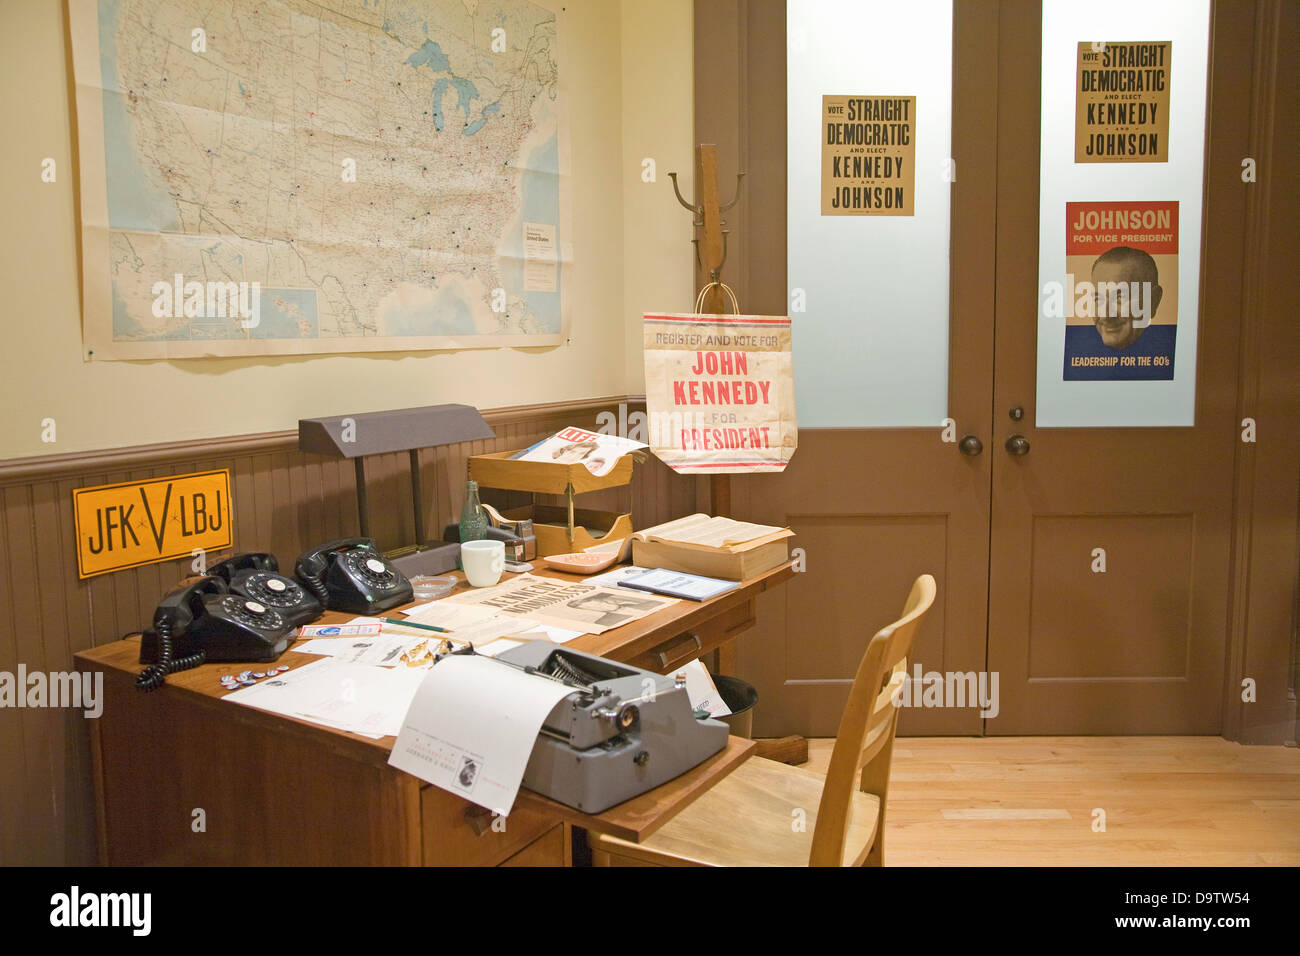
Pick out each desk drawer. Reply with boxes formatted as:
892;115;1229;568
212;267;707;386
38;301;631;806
499;823;568;866
625;599;757;672
420;786;560;867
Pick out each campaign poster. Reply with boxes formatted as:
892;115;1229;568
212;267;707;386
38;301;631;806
821;95;915;215
643;313;797;474
1075;41;1171;163
1063;201;1178;381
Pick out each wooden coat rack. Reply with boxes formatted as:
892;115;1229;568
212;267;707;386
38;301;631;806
670;144;745;315
665;147;807;763
669;143;746;516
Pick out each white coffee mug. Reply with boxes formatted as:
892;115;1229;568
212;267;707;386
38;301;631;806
461;539;505;587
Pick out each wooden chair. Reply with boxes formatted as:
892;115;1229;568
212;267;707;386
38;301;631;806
591;574;937;867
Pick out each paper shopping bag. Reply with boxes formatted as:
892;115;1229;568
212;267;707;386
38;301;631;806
643;308;797;474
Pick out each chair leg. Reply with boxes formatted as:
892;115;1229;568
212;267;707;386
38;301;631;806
864;831;884;866
859;718;898;867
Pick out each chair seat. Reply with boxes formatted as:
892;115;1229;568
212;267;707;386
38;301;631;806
592;756;881;867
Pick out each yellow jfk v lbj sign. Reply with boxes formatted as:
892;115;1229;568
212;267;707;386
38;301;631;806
73;470;231;579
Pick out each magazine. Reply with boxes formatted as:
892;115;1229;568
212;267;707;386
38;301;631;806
511;426;647;477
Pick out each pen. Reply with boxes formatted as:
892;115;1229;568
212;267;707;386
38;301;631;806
380;617;451;633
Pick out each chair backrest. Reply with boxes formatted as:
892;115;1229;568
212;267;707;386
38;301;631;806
808;574;936;866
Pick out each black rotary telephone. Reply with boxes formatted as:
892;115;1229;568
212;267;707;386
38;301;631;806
294;537;413;614
137;576;297;691
206;552;323;627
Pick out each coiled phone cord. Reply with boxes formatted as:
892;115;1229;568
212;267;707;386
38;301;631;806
300;572;330;607
135;617;206;692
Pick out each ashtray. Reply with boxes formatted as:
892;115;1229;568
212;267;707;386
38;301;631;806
410;575;458;599
540;552;620;574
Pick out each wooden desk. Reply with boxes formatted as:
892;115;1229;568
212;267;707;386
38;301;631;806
75;562;793;866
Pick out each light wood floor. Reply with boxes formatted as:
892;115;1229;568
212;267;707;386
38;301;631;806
799;737;1300;866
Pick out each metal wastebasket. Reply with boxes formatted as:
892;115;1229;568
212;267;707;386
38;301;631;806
712;675;759;739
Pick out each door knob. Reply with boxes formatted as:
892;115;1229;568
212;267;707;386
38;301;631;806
1005;435;1030;456
958;435;983;456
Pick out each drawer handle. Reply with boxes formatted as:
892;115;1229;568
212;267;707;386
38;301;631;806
464;805;495;836
723;613;755;636
654;633;702;670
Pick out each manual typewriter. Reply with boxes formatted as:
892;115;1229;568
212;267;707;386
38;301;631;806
485;641;730;813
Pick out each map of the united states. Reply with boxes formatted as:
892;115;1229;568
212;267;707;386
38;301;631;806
70;0;567;358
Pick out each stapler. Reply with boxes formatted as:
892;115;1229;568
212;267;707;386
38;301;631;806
442;519;534;567
479;503;536;561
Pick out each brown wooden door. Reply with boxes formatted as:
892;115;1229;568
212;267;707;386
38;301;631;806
716;2;1000;737
984;1;1247;733
706;1;1247;737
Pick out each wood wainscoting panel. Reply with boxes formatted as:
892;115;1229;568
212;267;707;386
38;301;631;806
737;510;959;738
1027;514;1194;680
0;395;690;865
782;515;947;686
732;431;987;740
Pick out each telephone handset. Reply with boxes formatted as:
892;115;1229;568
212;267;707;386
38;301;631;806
137;576;296;691
295;537;413;614
207;552;323;627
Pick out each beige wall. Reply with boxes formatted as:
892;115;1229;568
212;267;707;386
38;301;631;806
0;0;693;460
622;0;697;395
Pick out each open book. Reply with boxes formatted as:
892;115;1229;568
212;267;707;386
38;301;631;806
586;513;793;580
629;514;791;552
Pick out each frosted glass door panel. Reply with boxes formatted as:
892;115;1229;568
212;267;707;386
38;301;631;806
787;0;953;427
1035;0;1209;427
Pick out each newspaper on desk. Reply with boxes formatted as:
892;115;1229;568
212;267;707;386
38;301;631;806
401;602;585;644
400;604;545;645
441;573;677;635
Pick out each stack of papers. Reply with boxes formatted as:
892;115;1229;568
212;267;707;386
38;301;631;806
222;658;431;739
225;600;591;738
224;560;683;748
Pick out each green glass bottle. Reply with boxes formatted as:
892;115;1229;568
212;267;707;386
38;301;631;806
459;480;488;543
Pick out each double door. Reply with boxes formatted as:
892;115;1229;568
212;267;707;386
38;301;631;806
712;0;1248;735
